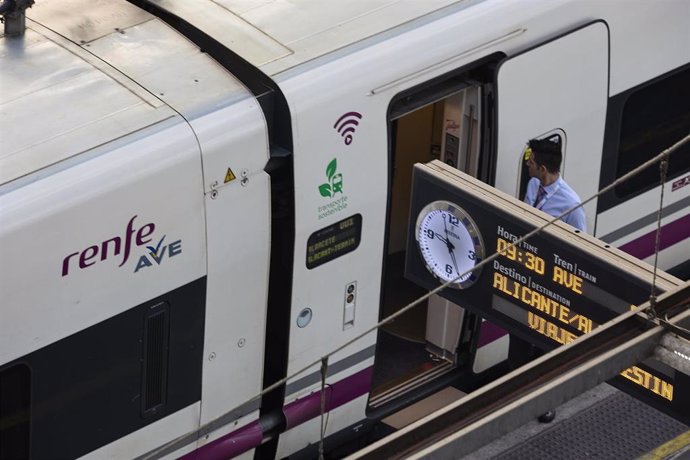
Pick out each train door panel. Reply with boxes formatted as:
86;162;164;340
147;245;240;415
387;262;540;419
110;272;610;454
427;86;481;363
495;21;610;233
194;96;272;445
373;77;490;410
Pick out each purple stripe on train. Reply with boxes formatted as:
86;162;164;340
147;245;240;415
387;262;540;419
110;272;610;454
284;366;372;429
619;214;690;259
180;367;373;459
179;421;263;460
477;321;508;348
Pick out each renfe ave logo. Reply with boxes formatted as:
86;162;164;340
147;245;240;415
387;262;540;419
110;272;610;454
61;215;182;276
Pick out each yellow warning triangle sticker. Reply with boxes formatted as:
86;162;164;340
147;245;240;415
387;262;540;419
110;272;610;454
224;168;236;183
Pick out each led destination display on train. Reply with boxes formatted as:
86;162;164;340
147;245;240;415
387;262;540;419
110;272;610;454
306;214;362;269
405;162;689;424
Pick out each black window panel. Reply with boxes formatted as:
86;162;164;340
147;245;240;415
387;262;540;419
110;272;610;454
0;364;30;460
599;64;690;213
615;66;690;198
0;277;206;460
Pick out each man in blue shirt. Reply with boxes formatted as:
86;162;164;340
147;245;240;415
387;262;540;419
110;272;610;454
510;138;587;424
524;138;586;232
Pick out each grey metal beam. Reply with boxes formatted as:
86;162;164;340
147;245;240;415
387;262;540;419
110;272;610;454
347;282;690;460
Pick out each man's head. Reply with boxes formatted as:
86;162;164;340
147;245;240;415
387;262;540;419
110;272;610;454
526;138;561;183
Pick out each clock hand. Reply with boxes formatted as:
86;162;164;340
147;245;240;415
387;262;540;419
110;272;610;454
449;246;459;275
442;216;456;252
434;231;449;244
442;216;459;275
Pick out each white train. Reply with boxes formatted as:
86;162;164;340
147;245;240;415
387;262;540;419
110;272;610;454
1;0;688;458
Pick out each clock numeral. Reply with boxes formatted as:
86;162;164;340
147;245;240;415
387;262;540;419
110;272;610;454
447;214;460;227
445;264;453;275
468;250;477;261
426;228;434;239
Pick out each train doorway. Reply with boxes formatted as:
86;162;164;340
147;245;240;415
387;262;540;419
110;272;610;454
370;73;492;411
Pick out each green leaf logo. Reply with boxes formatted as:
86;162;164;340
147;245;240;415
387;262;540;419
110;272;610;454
318;158;343;198
326;159;337;181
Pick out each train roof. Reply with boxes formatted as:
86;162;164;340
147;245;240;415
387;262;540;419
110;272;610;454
1;0;468;186
145;0;467;76
1;0;253;186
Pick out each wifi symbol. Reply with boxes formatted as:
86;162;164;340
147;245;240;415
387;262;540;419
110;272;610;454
333;111;362;146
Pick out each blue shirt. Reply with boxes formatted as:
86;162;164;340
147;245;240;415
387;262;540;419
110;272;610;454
524;176;586;232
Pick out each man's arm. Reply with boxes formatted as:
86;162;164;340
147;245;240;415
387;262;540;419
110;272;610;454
524;177;538;205
564;205;587;233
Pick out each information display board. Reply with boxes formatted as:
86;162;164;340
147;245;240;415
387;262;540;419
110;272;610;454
306;214;362;269
405;161;689;424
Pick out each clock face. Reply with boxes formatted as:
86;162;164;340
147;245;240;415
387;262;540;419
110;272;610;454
415;201;484;288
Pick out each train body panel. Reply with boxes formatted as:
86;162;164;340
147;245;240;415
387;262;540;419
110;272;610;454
80;403;200;460
0;95;206;364
494;20;610;232
0;113;208;457
1;0;689;458
1;1;272;457
195;99;271;436
597;180;690;274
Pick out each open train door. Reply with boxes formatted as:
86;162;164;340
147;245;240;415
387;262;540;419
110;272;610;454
484;22;609;371
494;21;609;232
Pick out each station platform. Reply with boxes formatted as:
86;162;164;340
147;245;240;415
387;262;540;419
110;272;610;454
460;383;690;460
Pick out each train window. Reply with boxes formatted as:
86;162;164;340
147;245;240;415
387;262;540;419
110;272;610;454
614;66;690;198
0;364;30;460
